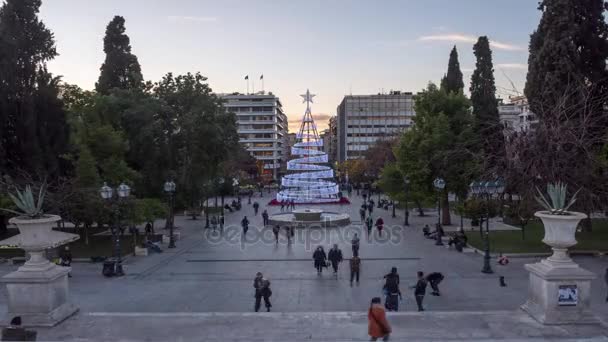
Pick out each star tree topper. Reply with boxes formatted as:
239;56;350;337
300;89;315;110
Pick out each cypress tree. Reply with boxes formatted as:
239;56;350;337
525;0;608;120
470;36;503;170
440;46;464;94
96;16;143;94
0;0;69;178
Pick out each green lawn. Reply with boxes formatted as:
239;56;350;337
467;219;608;254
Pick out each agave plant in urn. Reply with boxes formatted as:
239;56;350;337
1;184;78;272
534;182;585;267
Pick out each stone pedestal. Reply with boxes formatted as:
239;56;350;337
521;258;598;325
1;265;78;327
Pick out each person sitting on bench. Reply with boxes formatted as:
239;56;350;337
422;224;431;237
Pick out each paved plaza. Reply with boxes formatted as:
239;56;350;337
1;192;607;340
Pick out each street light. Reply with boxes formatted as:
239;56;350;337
99;181;130;277
403;176;410;225
469;180;503;274
164;180;176;249
433;177;445;246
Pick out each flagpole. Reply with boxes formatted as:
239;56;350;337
261;75;264;93
246;77;249;94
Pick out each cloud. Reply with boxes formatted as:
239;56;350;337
496;63;528;70
167;16;218;23
312;113;331;121
417;34;524;51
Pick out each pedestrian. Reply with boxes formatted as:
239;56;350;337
253;272;273;312
253;201;259;215
280;200;285;212
220;214;224;230
375;217;384;236
285;226;292;243
241;216;249;235
383;267;401;311
368;297;391;341
359;207;366;221
272;225;280;243
59;246;73;278
1;316;37;341
411;271;427;311
604;268;608;302
426;272;444;296
366;215;373;235
368;201;374;215
350;254;361;286
313;246;327;274
351;233;360;256
211;215;218;231
327;244;343;275
262;210;269;226
144;222;154;241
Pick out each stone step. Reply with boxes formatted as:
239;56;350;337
36;310;608;341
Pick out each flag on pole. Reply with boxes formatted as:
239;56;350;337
244;75;249;80
260;74;264;80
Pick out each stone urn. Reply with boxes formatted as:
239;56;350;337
534;211;587;267
0;215;79;326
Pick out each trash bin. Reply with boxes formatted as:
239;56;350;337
102;260;116;277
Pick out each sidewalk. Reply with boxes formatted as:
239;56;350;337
38;310;608;341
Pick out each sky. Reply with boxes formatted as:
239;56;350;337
39;0;541;131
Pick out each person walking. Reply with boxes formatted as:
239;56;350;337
241;216;249;235
290;199;296;210
604;268;608;302
359;207;366;221
368;297;391;341
368;201;374;215
350;254;361;286
366;215;373;235
253;201;259;215
262;210;269;226
211;215;218;231
375;217;384;236
426;272;444;296
351;233;360;256
412;271;427;311
280;200;285;212
272;225;280;243
327;244;343;275
253;272;273;312
383;267;401;311
219;214;224;230
313;246;327;274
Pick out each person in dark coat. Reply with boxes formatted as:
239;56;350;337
604;268;608;302
350;254;361;286
359;207;366;221
351;233;360;256
253;202;259;215
383;267;401;311
290;199;296;210
272;225;280;243
327;244;343;275
253;272;272;312
375;217;384;236
241;216;249;235
280;200;285;212
313;246;327;274
426;272;444;296
262;210;269;226
412;271;427;311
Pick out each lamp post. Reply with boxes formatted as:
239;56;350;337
100;181;130;277
433;177;445;246
403;177;410;226
164;180;176;249
470;180;503;274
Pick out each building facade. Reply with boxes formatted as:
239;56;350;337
222;92;288;180
327;116;338;164
498;96;538;133
336;91;415;161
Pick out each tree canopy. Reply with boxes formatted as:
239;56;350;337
440;46;464;94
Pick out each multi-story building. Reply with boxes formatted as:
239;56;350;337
336;91;415;161
320;129;330;155
221;92;288;181
498;96;538;133
327;116;338;164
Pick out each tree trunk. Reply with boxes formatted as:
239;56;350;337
442;192;451;225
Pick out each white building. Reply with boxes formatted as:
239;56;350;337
221;92;288;180
499;96;538;133
336;91;415;161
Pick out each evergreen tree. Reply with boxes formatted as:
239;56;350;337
0;0;69;178
470;36;504;172
525;0;608;120
440;46;464;94
96;16;143;94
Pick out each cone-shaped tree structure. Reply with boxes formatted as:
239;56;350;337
277;90;339;203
